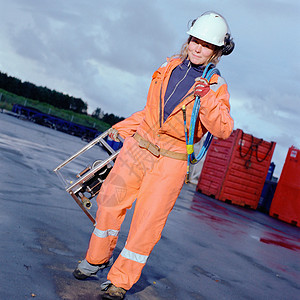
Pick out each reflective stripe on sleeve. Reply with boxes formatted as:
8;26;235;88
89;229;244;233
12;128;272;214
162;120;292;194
93;228;119;238
120;247;148;264
210;76;226;92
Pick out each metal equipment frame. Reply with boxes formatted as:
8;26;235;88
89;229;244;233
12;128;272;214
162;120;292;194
54;130;122;224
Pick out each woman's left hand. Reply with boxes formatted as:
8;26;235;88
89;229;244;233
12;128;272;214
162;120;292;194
194;78;210;97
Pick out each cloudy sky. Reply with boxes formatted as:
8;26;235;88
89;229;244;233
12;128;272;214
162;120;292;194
0;0;299;177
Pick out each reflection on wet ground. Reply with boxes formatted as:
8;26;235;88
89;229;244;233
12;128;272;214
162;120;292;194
1;113;299;299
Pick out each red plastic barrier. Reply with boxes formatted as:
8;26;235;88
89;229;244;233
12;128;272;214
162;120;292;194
269;146;300;227
197;129;276;209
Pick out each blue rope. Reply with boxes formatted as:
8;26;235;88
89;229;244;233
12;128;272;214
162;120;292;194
183;63;220;182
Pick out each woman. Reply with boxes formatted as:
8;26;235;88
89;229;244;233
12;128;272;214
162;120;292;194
74;11;235;300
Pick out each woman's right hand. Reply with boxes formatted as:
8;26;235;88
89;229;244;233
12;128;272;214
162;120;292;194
108;128;120;142
194;77;210;98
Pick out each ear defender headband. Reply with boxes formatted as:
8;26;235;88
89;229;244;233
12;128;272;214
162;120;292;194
222;33;235;56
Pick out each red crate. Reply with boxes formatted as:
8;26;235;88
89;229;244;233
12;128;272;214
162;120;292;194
269;146;300;227
197;129;276;209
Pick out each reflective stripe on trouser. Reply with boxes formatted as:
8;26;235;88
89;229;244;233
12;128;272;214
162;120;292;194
85;136;187;290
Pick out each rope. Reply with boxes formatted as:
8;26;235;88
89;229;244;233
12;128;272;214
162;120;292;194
182;63;220;182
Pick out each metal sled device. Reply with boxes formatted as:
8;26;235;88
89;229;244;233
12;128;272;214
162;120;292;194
53;130;123;224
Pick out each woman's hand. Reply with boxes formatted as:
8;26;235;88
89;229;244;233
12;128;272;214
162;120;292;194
108;128;120;142
194;77;210;97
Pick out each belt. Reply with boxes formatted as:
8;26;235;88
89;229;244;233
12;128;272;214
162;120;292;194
133;133;187;161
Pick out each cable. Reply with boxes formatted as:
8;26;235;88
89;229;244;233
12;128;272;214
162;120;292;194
182;63;220;182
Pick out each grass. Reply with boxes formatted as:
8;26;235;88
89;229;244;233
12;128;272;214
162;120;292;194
0;88;110;132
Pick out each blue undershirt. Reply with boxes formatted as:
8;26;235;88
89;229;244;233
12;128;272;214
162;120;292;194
163;59;204;122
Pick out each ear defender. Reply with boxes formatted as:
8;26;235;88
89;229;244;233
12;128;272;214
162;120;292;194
222;33;235;55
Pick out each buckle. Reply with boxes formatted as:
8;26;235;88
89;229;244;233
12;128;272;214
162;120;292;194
148;143;160;157
135;134;160;157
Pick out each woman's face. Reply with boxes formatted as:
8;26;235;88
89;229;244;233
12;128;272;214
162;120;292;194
187;37;215;65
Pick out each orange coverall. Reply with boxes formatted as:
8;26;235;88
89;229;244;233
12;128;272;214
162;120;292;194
85;57;234;290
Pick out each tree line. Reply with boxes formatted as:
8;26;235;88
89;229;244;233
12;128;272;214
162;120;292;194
0;71;124;126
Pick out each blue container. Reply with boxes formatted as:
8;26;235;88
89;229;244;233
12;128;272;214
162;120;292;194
266;162;275;180
258;162;277;213
257;180;277;213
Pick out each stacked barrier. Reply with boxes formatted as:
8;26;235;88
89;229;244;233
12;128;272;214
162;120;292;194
12;104;99;140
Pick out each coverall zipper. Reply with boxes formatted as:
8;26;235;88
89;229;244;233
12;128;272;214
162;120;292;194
159;62;192;128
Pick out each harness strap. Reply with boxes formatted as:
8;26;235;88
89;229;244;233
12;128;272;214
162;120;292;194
133;133;187;161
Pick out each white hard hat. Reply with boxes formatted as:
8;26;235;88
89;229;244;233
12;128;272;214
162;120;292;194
187;12;229;47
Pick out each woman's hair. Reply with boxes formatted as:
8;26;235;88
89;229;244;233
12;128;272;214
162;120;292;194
179;36;223;65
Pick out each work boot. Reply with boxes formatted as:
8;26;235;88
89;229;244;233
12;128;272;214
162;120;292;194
101;282;126;300
73;257;113;280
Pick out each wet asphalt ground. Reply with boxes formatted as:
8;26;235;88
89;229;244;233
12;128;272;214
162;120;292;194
0;112;299;300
